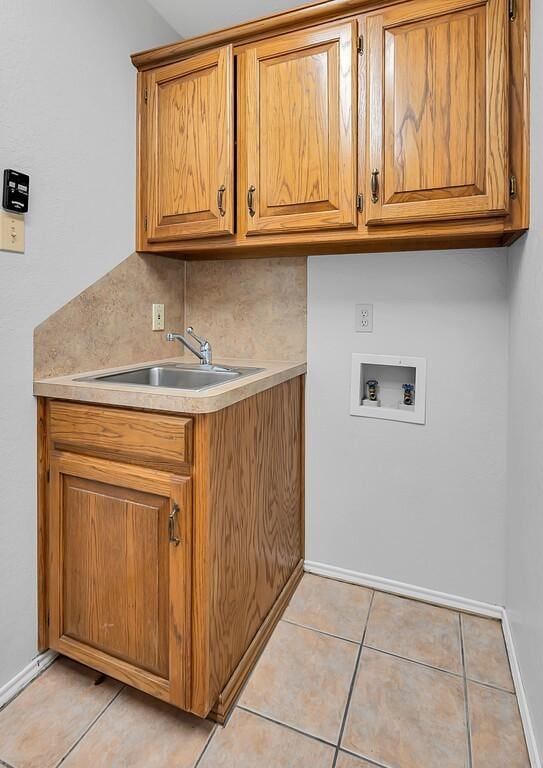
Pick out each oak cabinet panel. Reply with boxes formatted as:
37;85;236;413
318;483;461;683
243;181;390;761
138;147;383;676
143;46;234;242
61;476;169;678
365;0;509;224
240;22;357;234
48;453;192;708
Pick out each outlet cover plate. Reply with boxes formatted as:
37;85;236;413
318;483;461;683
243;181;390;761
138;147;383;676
355;303;373;332
152;303;165;331
0;210;24;253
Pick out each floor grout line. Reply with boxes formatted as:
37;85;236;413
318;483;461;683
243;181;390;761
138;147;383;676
192;723;218;768
363;641;516;696
236;704;337;748
55;684;125;767
460;614;474;768
467;677;516;695
338;746;390;767
280;617;362;645
332;590;376;768
362;643;464;680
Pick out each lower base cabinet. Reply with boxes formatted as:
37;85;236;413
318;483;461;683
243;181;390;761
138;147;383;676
39;376;304;720
48;455;192;708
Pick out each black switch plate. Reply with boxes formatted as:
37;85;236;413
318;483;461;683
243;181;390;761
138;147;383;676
3;169;30;213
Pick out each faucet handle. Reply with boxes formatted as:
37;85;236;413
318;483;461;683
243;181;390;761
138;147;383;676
186;327;206;346
186;327;212;365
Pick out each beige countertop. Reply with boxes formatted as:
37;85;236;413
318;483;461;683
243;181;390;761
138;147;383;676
33;356;306;414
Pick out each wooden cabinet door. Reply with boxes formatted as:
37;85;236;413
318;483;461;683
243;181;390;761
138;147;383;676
364;0;508;225
240;22;357;235
143;46;234;242
48;453;191;708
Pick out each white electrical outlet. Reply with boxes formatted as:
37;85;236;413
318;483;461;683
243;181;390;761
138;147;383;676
152;303;165;331
355;303;373;333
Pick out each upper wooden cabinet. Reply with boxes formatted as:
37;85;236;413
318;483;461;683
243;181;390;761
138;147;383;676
141;46;234;242
364;0;508;225
240;22;357;234
132;0;529;257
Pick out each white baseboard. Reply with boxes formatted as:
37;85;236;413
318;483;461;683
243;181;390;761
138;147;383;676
304;559;503;618
501;612;542;768
304;559;541;768
0;650;58;710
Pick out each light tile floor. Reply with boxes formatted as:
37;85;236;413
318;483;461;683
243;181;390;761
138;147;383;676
0;574;531;768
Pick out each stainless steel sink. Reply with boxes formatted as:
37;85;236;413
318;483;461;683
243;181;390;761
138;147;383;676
77;363;263;392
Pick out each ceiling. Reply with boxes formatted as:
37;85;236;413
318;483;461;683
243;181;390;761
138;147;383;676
146;0;307;39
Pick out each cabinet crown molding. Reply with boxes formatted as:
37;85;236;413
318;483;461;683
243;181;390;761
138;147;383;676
131;0;405;70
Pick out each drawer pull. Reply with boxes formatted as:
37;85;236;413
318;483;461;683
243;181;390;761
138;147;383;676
217;184;226;217
247;185;256;217
371;169;380;204
169;503;181;546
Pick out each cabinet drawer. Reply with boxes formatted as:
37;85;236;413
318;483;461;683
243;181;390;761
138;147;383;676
49;402;192;473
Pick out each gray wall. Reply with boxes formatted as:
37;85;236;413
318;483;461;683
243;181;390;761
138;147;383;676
0;0;176;688
506;0;543;753
306;249;509;605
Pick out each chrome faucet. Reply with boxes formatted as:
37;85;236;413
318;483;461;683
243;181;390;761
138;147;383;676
166;327;212;366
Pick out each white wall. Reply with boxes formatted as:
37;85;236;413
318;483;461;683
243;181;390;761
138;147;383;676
307;250;509;605
0;0;176;688
147;0;298;37
506;0;543;752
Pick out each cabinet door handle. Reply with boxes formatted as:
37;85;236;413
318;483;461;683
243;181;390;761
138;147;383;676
169;503;181;546
217;185;226;217
371;169;380;204
247;185;256;217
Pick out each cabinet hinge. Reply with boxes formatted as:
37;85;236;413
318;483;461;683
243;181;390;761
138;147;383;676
46;469;50;483
47;611;50;627
509;174;518;199
144;215;148;231
509;0;517;21
356;193;364;212
357;34;364;55
144;87;149;104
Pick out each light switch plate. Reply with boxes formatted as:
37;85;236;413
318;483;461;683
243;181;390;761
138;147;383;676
355;303;373;332
0;210;25;253
152;303;165;331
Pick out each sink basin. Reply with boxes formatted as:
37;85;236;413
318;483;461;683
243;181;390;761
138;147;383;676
77;363;263;392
